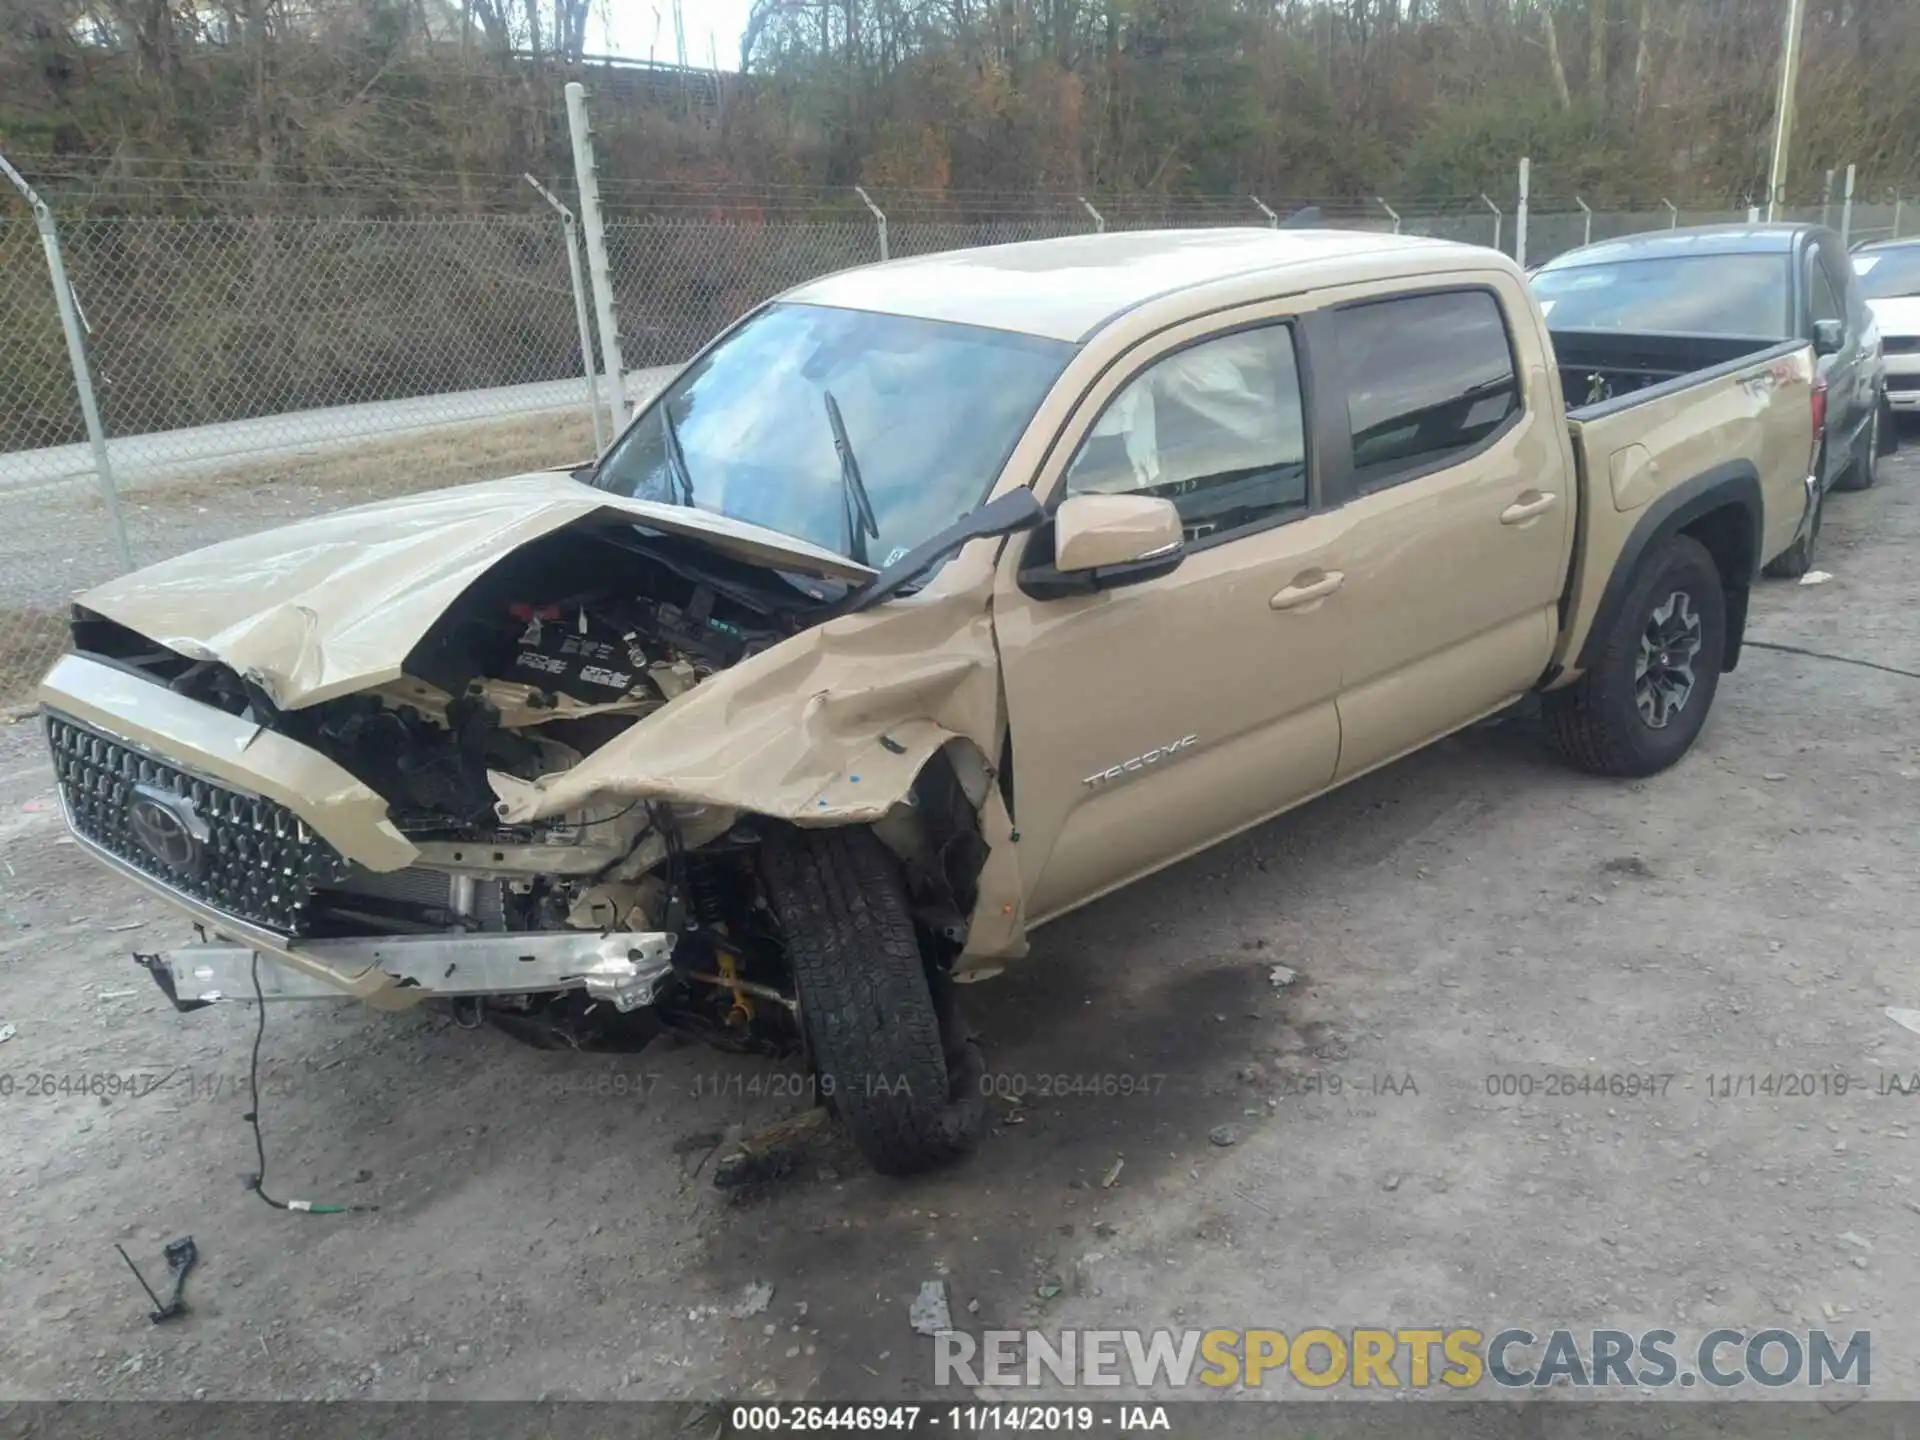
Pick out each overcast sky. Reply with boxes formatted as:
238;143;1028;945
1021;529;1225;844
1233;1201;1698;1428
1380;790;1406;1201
592;0;756;71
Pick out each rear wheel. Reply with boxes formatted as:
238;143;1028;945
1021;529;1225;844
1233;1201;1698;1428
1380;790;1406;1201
758;826;985;1175
1833;401;1882;492
1544;534;1726;778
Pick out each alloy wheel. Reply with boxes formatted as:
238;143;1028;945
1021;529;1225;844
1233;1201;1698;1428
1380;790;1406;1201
1635;590;1703;729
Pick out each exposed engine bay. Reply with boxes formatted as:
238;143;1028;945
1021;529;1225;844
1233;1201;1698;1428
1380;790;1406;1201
68;523;993;1055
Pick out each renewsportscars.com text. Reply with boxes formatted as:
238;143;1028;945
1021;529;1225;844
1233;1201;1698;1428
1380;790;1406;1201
934;1326;1870;1390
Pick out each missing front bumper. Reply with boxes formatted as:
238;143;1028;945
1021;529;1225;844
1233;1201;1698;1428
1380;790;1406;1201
138;931;677;1012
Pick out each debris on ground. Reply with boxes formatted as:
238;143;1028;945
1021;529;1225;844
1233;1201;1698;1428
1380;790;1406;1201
1035;1280;1063;1301
1763;772;1789;782
1601;856;1655;878
1886;1009;1920;1038
712;1109;832;1189
729;1281;775;1319
1208;1125;1239;1147
1267;964;1298;990
1382;1173;1403;1192
909;1281;953;1336
1837;1231;1872;1252
1101;1157;1124;1188
115;1236;198;1324
1799;570;1834;586
0;1023;14;1044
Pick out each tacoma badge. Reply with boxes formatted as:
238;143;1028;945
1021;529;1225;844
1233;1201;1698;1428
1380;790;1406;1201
1082;734;1199;790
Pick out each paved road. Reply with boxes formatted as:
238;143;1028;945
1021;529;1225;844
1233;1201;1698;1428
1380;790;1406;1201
0;367;676;497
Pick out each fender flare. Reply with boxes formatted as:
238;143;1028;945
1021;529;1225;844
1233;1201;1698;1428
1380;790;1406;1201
1574;460;1763;676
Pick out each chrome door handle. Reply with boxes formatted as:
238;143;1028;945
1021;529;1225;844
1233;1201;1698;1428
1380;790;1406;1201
1500;491;1559;525
1270;570;1345;611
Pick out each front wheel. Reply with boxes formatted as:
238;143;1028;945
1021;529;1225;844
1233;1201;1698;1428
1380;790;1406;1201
758;826;985;1175
1544;534;1726;778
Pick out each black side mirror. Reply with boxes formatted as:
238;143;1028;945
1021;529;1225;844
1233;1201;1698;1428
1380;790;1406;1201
1813;318;1845;356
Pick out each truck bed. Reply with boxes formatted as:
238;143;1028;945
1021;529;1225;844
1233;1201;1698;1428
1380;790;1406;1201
1549;331;1816;677
1551;329;1787;417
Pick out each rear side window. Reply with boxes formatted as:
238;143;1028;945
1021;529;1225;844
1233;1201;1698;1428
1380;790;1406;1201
1330;290;1522;490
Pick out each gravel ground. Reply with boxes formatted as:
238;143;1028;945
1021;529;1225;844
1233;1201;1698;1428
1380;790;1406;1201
1;443;1918;1407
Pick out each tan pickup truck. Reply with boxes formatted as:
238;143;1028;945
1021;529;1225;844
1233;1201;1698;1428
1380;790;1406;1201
39;230;1818;1174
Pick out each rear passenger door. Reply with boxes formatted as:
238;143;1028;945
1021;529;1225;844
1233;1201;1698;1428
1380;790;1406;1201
1316;281;1573;781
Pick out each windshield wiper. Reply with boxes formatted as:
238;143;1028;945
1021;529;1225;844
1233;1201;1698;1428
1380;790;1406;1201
823;390;880;567
659;404;696;508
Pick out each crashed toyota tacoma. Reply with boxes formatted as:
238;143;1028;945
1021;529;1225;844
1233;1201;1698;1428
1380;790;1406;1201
40;230;1819;1174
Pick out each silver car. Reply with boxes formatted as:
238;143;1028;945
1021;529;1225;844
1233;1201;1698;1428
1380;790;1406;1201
1854;238;1920;416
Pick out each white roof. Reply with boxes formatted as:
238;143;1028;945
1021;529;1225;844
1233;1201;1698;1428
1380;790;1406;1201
784;227;1478;342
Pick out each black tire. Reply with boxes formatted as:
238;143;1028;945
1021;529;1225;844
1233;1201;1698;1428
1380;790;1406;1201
1878;394;1901;456
1544;534;1725;778
758;826;985;1175
1763;471;1821;579
1833;401;1881;492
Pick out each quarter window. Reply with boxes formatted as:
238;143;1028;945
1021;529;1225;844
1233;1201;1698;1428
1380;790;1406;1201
1331;290;1522;489
1064;323;1308;542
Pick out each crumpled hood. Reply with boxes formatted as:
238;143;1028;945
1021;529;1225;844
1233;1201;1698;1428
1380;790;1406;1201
77;472;874;709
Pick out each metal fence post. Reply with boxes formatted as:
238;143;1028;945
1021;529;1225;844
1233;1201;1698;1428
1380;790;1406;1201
1896;191;1906;239
1515;158;1530;269
1250;196;1279;228
564;82;628;433
1821;168;1835;227
1840;163;1855;247
1375;197;1401;234
0;150;131;571
1662;198;1679;229
1079;196;1105;234
1480;193;1503;255
525;174;607;455
1575;196;1593;247
854;186;889;262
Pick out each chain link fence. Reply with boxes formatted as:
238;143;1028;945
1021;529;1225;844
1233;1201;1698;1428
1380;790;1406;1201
2;172;1914;704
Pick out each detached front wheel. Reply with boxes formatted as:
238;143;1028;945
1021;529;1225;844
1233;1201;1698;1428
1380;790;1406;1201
759;826;985;1175
1544;534;1726;778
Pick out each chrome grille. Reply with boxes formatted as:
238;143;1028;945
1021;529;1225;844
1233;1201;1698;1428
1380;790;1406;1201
45;712;350;936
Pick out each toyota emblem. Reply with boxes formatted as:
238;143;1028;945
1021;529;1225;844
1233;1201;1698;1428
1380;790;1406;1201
127;785;207;872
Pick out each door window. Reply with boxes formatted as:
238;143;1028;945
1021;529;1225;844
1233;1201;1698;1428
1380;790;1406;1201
1808;258;1844;327
1064;324;1307;542
1330;289;1522;491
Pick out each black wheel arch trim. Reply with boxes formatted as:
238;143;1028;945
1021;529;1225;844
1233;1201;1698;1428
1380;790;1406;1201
1573;460;1762;676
